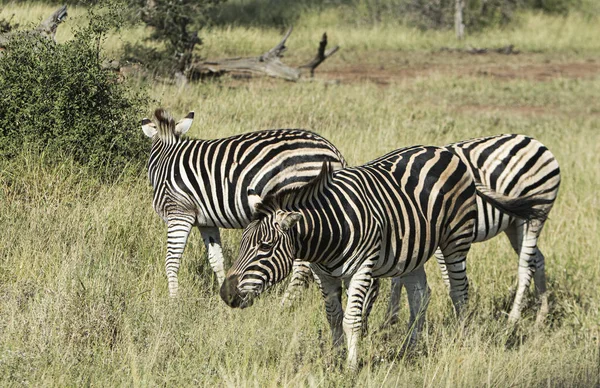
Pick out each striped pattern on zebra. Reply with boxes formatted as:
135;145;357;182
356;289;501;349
283;134;560;326
220;146;478;368
141;108;346;297
384;134;560;326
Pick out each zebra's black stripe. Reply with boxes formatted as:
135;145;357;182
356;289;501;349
142;108;346;297
221;145;477;368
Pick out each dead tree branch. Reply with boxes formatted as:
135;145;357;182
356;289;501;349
299;33;340;77
188;27;340;82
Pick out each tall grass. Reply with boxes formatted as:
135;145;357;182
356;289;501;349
1;2;599;386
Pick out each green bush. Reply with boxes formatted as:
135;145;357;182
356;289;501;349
0;16;149;181
123;0;226;77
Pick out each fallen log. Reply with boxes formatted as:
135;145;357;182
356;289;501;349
188;27;340;81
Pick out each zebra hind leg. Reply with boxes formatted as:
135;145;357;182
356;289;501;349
505;220;542;323
534;249;549;326
199;226;226;286
280;260;315;308
166;215;195;298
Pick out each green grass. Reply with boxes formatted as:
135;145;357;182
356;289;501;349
1;2;600;386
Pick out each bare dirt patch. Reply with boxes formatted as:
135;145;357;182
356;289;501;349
319;55;600;84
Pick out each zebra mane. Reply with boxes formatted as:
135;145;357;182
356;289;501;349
154;108;176;137
251;161;335;221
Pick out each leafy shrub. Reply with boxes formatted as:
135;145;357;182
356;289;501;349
123;0;226;77
0;12;149;181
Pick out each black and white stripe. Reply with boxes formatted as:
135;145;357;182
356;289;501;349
141;108;346;297
220;146;478;368
283;134;560;325
385;134;560;325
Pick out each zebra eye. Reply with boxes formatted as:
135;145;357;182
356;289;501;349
258;241;272;251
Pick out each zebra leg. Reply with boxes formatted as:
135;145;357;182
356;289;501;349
534;249;549;325
382;277;403;328
401;265;431;347
166;214;195;298
314;271;344;352
434;247;451;289
280;260;314;308
343;262;375;370
505;221;541;323
199;226;225;286
439;246;470;318
361;278;380;335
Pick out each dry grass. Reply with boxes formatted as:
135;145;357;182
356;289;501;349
1;2;599;386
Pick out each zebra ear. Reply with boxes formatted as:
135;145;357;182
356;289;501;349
175;111;194;135
141;118;157;138
247;188;263;211
280;212;302;231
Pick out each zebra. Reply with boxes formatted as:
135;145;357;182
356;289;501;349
383;134;560;326
284;134;560;326
220;145;479;369
140;108;346;298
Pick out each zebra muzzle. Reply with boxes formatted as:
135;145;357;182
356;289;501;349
220;275;247;308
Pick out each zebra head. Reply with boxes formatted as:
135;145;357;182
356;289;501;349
220;201;302;309
141;108;194;143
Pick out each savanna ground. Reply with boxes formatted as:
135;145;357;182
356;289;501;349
1;2;599;386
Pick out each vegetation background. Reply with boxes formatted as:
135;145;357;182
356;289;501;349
0;0;598;386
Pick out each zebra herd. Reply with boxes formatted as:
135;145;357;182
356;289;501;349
141;108;560;369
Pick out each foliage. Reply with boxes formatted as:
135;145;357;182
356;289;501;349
123;0;226;76
0;11;19;33
0;6;149;181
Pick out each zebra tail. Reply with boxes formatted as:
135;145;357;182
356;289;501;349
474;183;550;222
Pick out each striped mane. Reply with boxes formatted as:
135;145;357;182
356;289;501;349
251;161;336;220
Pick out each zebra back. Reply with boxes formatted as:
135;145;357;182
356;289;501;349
145;109;347;229
446;134;561;242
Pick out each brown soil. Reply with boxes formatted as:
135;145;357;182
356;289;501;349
319;56;600;85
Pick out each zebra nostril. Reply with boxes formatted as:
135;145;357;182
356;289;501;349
220;275;242;308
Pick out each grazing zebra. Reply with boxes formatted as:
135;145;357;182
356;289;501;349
384;134;560;325
141;108;346;297
220;146;479;368
285;134;560;326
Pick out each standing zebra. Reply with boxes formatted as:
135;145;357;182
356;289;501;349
384;134;560;325
220;146;479;369
284;134;560;325
141;108;346;297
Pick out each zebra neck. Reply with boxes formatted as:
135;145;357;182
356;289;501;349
293;205;348;265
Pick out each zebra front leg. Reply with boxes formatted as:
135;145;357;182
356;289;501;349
382;277;403;328
166;214;195;298
361;278;380;335
434;247;451;289
280;260;314;308
343;261;376;370
199;226;225;286
439;246;470;318
314;271;344;355
401;266;431;347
